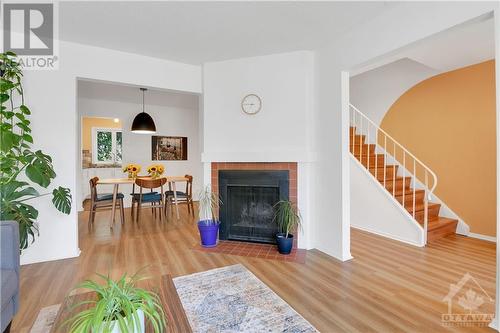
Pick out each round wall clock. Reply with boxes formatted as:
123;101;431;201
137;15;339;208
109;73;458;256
241;94;262;115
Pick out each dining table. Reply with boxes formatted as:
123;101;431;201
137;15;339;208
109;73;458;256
97;176;189;228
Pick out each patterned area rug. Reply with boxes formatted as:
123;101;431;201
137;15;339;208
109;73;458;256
30;304;61;333
173;264;318;332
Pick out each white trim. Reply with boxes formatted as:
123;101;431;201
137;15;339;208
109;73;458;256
350;155;425;233
368;136;471;235
20;247;81;266
489;318;498;331
341;71;352;260
91;127;123;164
352;225;424;247
469;232;497;243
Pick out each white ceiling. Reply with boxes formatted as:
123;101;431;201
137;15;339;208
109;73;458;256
352;15;495;76
60;1;392;64
78;79;199;110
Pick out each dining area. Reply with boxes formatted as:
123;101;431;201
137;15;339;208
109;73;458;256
87;164;195;229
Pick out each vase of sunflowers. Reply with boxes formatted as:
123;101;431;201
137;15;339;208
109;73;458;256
123;164;141;179
147;164;165;179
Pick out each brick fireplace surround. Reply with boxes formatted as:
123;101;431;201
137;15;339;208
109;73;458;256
211;162;299;248
211;162;298;206
194;162;304;262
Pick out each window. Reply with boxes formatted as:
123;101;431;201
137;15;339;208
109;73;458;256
92;127;122;164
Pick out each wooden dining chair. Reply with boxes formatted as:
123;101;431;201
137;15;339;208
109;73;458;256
88;177;125;227
134;177;167;223
165;175;194;216
130;177;158;219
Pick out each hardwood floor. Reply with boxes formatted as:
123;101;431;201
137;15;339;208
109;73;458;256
13;206;496;332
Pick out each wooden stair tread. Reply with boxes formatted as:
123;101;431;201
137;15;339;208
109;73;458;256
425;217;458;231
394;188;424;197
368;165;396;170
405;202;440;214
380;176;411;183
351;125;457;242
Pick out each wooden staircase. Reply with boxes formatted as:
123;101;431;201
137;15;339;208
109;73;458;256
350;126;458;242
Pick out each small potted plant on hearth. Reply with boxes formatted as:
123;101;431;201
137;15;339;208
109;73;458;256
197;185;222;247
273;200;302;255
64;272;166;333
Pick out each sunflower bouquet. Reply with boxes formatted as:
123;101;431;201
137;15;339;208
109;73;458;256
123;164;141;179
147;164;165;179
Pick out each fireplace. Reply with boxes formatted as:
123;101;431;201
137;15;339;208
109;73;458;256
219;170;289;244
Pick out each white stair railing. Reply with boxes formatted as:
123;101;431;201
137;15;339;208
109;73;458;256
349;104;437;244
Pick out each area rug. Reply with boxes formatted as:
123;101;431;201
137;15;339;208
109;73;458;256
30;304;61;333
173;264;318;332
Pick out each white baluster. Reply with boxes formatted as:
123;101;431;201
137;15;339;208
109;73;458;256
359;115;363;165
413;159;416;219
375;127;378;176
367;125;370;172
402;151;406;206
424;170;429;244
392;142;396;197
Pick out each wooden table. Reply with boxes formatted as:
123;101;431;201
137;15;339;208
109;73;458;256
50;274;192;333
97;176;188;227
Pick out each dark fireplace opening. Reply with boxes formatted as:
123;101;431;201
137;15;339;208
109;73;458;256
219;170;289;244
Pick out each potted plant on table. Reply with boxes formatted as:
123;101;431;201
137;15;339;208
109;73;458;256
273;200;302;255
147;164;164;179
64;272;166;333
197;185;222;247
123;164;141;179
0;51;72;251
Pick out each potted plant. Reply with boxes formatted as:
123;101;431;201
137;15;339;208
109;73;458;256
147;164;164;179
197;185;222;247
0;51;72;251
123;164;141;179
273;200;302;255
64;272;166;333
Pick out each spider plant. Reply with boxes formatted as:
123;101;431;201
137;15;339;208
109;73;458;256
273;200;302;238
198;184;222;225
63;272;166;333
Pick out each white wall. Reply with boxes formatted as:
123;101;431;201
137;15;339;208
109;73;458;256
202;51;315;249
20;40;201;265
202;51;314;161
312;1;499;262
350;157;424;246
77;81;202;208
350;58;438;125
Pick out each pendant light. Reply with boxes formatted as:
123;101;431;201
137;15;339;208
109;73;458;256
131;88;156;134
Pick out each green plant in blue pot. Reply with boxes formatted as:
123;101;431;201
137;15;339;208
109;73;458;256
0;51;72;251
273;200;301;255
197;185;222;247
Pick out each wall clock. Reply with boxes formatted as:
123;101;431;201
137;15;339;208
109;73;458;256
241;94;262;115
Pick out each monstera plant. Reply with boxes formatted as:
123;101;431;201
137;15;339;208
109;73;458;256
0;51;72;250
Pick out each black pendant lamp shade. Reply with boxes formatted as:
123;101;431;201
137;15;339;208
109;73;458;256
131;88;156;134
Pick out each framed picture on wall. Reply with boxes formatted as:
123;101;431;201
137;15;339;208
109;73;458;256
152;136;188;160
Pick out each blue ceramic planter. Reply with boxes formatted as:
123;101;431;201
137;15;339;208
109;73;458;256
198;219;219;247
276;233;294;254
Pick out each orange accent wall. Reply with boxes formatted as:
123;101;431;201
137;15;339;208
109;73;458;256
380;60;496;237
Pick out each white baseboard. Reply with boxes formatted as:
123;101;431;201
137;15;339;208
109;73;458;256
489;317;498;331
352;225;424;247
468;232;496;243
